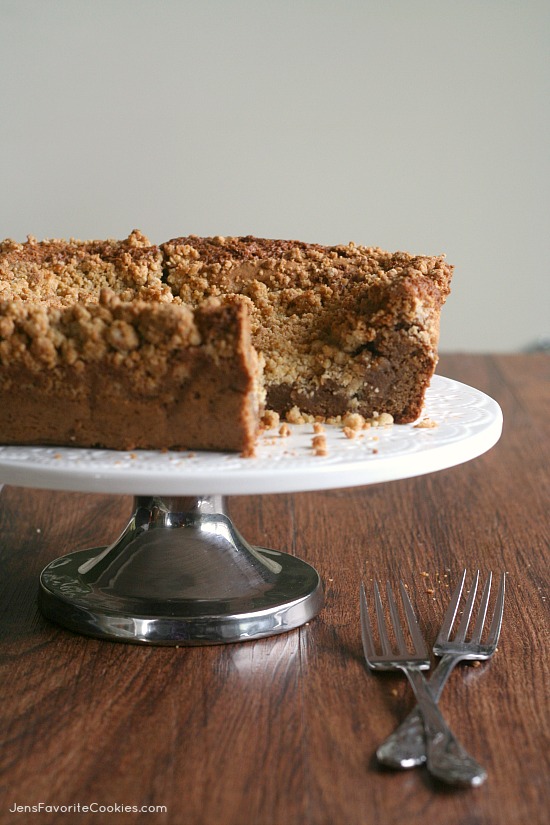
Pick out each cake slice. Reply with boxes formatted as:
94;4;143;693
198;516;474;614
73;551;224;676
161;235;453;423
0;292;263;453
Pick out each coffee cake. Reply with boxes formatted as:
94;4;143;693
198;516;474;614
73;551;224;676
0;230;453;453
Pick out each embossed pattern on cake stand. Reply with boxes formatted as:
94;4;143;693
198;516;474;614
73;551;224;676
0;376;502;645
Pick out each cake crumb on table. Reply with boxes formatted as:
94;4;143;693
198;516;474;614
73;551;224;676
312;434;328;456
286;406;306;424
342;412;365;431
363;411;394;428
279;423;291;437
414;417;438;429
286;405;315;425
261;409;280;429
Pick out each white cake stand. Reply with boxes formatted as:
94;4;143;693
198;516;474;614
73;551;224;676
0;376;502;646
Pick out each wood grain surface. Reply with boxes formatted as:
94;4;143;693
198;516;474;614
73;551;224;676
0;354;548;825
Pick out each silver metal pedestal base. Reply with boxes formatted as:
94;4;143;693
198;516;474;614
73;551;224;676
38;495;324;645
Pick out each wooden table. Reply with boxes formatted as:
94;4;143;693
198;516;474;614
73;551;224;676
0;354;548;825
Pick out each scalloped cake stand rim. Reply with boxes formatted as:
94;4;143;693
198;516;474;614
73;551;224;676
0;376;503;496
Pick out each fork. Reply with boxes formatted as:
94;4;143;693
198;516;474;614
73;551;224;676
376;571;505;769
360;580;487;786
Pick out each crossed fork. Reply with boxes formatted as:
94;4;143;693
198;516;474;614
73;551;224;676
360;570;506;787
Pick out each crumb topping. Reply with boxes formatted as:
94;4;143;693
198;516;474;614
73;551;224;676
0;291;246;380
0;230;170;306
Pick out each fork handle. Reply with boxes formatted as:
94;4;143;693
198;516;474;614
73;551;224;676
402;666;487;787
377;653;459;768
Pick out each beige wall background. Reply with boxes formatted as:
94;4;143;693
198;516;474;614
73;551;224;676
1;0;548;352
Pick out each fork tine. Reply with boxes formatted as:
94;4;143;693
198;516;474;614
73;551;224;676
485;572;506;649
359;583;376;662
386;581;408;655
470;572;492;644
454;569;480;642
436;569;467;643
374;580;393;656
399;581;428;658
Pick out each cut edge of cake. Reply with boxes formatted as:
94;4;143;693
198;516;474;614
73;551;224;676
0;290;263;454
161;234;453;425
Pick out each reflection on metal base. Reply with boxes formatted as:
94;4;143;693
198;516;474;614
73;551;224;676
38;495;323;645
